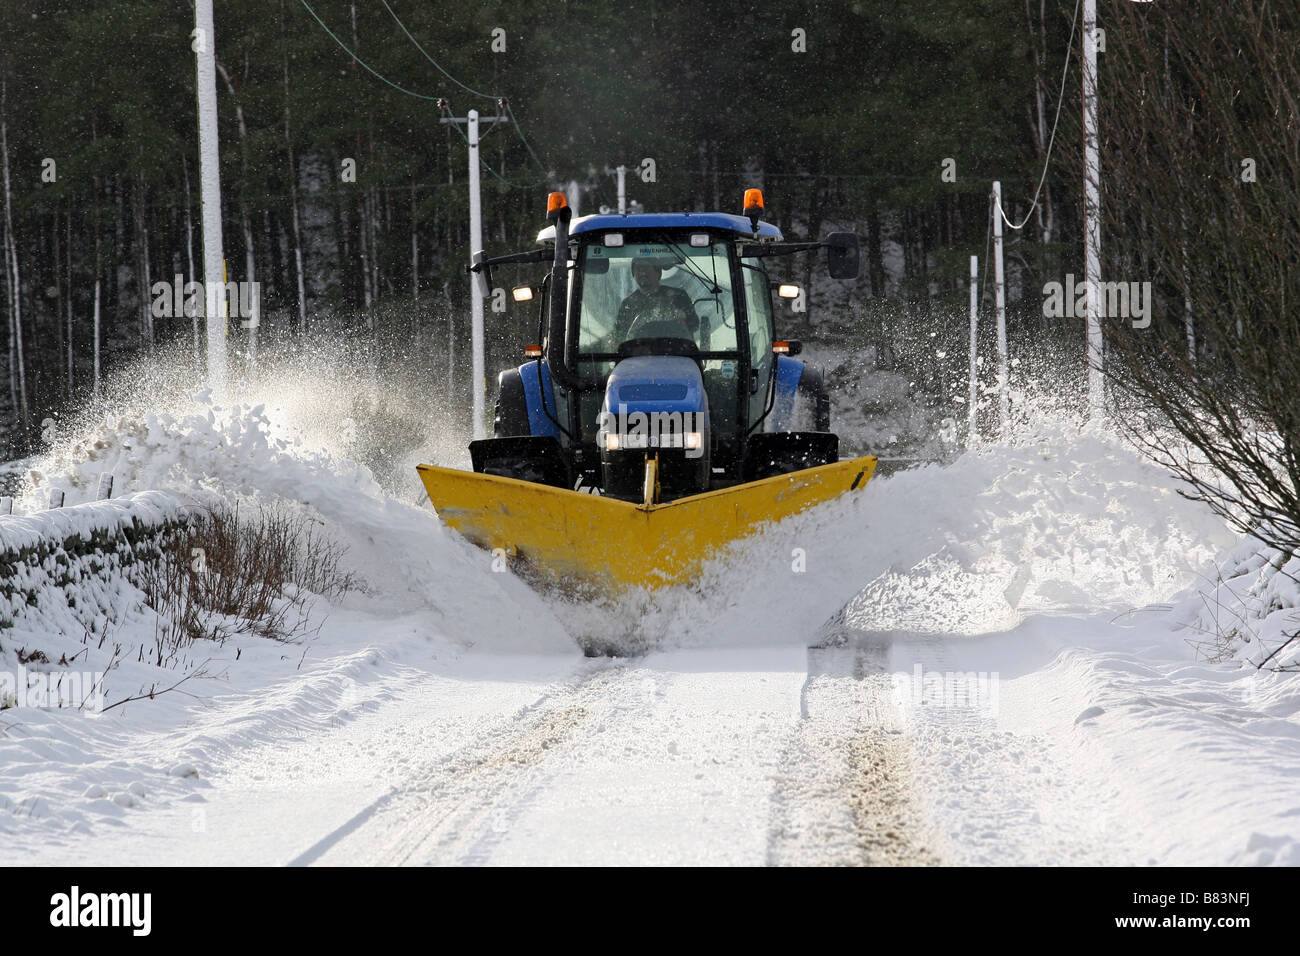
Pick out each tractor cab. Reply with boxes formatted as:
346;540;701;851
469;190;859;504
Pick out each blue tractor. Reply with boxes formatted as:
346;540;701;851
417;189;875;591
470;189;859;501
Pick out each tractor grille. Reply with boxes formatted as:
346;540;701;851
618;384;689;401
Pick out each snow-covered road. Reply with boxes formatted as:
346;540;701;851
4;638;936;866
313;646;828;866
7;610;1298;866
3;394;1299;866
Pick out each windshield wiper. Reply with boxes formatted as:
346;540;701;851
646;231;721;293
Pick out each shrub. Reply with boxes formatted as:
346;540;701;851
136;501;357;650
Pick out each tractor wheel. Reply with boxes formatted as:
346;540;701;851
494;368;530;438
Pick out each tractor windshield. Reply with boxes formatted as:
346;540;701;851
575;237;738;358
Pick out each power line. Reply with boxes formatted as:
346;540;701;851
379;0;501;101
440;102;549;190
997;0;1081;232
370;0;556;181
372;1;554;186
296;0;553;187
479;160;550;190
505;104;551;179
295;0;440;101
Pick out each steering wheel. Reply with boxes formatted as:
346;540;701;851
627;309;695;342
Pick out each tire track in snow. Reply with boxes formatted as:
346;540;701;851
375;704;592;866
307;640;951;866
767;630;942;865
283;694;592;867
306;662;625;865
313;648;819;865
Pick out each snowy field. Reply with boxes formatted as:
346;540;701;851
1;381;1298;866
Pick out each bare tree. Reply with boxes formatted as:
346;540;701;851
280;0;308;335
1;77;29;436
215;59;259;361
1102;1;1300;554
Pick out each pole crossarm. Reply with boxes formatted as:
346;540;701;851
439;117;507;127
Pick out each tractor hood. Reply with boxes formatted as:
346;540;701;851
602;355;709;421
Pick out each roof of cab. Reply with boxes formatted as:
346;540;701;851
536;212;782;244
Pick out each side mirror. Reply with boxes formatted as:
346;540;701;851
825;232;860;280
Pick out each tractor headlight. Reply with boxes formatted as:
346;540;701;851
604;432;652;450
683;432;703;450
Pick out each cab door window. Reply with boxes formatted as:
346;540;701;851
741;258;774;426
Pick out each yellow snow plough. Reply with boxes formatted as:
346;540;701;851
418;190;877;591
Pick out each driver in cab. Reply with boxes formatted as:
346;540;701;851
615;257;698;345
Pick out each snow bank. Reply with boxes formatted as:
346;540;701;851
0;491;186;636
21;393;571;655
0;389;573;838
1169;534;1300;671
558;421;1234;652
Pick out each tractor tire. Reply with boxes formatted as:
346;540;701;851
797;364;831;433
493;368;530;438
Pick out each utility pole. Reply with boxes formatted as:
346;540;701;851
1083;0;1104;417
968;255;979;446
194;0;227;395
992;182;1009;432
441;103;507;440
468;110;483;437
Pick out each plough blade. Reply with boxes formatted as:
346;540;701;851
417;455;877;592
